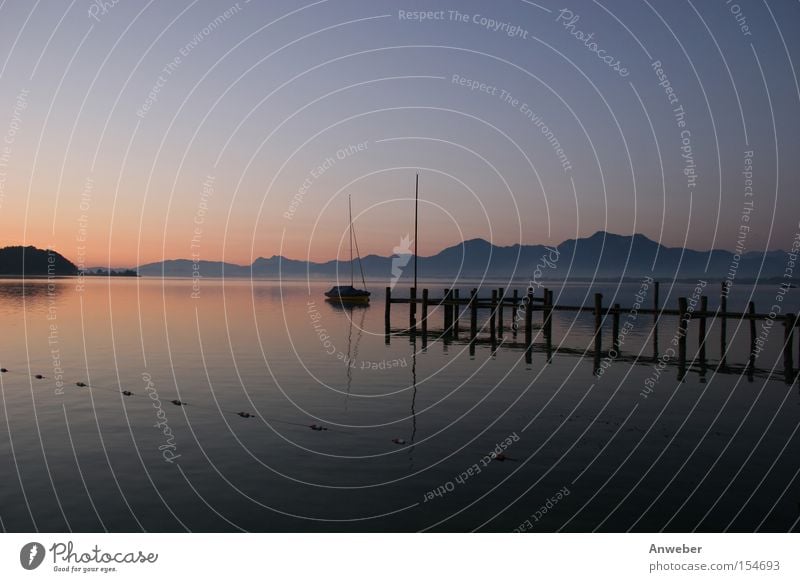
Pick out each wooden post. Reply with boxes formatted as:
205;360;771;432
783;314;794;378
545;289;553;361
490;289;497;343
384;286;391;344
653;281;660;322
470;288;478;340
421;288;429;336
678;297;688;367
720;284;727;367
652;281;660;359
409;287;416;331
594;293;603;356
497;288;504;336
748;301;756;370
547;289;554;332
512;289;519;336
453;289;460;338
794;316;800;380
699;296;708;364
385;286;391;327
469;289;477;357
612;303;620;352
443;289;452;334
541;288;551;333
525;287;533;347
449;288;456;331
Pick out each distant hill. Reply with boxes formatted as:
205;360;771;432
135;231;795;281
0;246;79;276
135;259;250;278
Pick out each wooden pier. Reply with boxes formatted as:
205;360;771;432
384;283;800;384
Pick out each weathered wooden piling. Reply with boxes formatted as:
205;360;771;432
653;322;659;359
497;288;504;336
545;289;553;360
612;303;620;352
409;287;417;331
594;293;603;356
469;289;477;357
443;289;452;333
592;292;602;374
512;289;519;336
653;281;660;322
543;288;550;327
525;288;533;346
783;314;795;377
490;289;497;341
384;286;391;337
470;288;478;340
449;288;457;330
698;295;709;380
453;289;460;337
748;301;756;370
678;297;688;364
652;281;660;358
421;288;429;336
720;284;727;367
699;296;708;363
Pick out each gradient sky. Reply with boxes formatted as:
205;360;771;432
0;0;798;267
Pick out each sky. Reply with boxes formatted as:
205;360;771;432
0;0;798;267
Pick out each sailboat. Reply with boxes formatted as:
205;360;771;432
325;195;371;303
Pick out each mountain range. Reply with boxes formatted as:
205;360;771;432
135;231;794;281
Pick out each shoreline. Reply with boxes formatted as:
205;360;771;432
1;275;795;285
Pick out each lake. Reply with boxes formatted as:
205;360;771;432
0;277;798;532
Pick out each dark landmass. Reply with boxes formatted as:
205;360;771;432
135;231;798;282
0;246;79;276
84;267;139;277
4;235;795;283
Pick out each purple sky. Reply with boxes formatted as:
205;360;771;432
0;0;797;267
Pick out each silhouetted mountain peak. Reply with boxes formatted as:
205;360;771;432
0;245;78;276
134;232;794;280
461;237;493;247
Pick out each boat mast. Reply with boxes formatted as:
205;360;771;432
414;173;419;290
350;198;368;291
349;194;354;287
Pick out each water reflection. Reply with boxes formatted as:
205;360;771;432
0;278;798;532
0;279;69;312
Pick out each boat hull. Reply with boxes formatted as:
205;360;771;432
324;286;371;303
325;294;370;304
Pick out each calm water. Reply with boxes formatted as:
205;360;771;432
0;277;798;532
